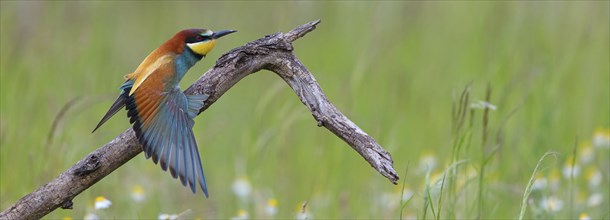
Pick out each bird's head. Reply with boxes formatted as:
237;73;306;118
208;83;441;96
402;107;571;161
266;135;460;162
179;29;237;57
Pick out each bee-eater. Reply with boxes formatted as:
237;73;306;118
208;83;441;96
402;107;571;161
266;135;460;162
92;28;236;197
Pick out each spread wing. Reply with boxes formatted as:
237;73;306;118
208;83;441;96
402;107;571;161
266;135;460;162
127;75;209;197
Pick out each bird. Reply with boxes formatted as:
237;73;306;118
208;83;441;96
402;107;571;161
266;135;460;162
92;28;236;197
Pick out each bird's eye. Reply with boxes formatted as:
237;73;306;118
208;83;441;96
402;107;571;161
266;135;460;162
196;35;204;41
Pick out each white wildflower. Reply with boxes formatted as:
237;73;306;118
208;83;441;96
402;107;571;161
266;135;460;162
158;213;179;220
540;196;563;213
548;169;561;192
295;201;311;220
585;167;603;189
230;209;249;220
587;193;603;207
562;157;580;178
532;174;548;191
379;192;399;210
265;198;278;217
578;144;595;164
94;196;111;210
593;128;610;148
418;153;437;172
84;213;99;220
470;100;497;110
131;185;146;202
232;177;252;200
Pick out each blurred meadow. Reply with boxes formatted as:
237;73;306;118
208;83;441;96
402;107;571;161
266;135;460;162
1;1;609;219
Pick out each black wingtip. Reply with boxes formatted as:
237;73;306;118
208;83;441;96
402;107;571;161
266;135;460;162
92;92;128;133
91;117;109;133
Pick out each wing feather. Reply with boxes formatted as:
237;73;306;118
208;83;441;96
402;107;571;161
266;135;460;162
184;115;198;193
190;130;208;197
167;100;179;178
127;78;209;196
177;109;189;187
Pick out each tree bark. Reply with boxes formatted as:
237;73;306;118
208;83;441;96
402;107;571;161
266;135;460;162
0;20;399;220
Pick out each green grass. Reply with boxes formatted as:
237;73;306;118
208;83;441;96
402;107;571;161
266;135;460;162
519;152;558;220
1;1;609;219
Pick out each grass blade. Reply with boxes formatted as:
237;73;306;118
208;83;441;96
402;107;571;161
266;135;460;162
518;152;558;220
399;162;411;220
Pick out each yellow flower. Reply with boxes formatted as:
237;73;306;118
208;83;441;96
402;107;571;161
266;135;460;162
230;209;249;220
593;127;610;148
265;198;278;217
575;191;587;205
578;143;594;164
295;201;311;220
562;156;580;178
579;213;591;220
94;196;112;210
548;169;561;192
531;172;548;191
584;167;603;189
131;185;146;202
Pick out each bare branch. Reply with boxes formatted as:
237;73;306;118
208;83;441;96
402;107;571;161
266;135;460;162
0;19;398;219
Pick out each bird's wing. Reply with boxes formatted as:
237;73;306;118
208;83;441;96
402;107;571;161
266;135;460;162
92;80;134;132
127;75;209;197
94;53;172;132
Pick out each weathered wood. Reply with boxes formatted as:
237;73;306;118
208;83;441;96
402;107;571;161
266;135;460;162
0;20;398;219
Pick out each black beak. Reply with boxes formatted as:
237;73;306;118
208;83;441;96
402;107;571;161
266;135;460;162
212;30;237;39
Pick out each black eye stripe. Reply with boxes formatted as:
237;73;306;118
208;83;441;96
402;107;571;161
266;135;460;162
186;35;211;43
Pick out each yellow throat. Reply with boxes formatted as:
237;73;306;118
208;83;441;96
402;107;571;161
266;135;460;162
187;40;217;56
